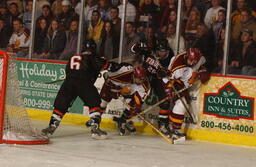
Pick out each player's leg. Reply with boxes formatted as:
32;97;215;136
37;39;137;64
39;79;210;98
169;97;187;140
86;81;116;127
152;78;172;137
42;80;76;135
79;83;107;138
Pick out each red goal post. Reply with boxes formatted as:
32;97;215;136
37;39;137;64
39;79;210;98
0;51;49;144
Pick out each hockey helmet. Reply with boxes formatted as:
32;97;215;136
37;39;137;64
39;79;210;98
131;42;150;55
187;48;202;66
82;39;97;52
133;65;146;84
155;38;169;52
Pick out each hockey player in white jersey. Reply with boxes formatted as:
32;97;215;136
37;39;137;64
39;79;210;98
98;62;150;135
163;48;210;141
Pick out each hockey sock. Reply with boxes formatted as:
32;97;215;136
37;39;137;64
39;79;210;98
49;109;64;128
169;112;184;130
158;110;169;124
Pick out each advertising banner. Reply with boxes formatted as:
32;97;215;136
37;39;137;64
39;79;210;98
16;59;84;113
199;76;256;136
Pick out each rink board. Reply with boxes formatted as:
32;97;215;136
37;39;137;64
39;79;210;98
15;59;256;147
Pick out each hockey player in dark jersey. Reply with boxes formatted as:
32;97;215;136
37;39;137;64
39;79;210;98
131;39;175;137
42;39;111;139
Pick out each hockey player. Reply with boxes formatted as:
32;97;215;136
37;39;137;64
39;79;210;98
131;39;175;137
163;48;210;141
42;39;111;139
99;62;150;135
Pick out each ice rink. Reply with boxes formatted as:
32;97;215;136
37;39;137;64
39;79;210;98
1;121;256;167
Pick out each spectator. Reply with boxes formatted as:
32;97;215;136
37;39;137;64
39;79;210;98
143;26;157;50
118;0;136;22
75;0;97;25
204;0;225;28
195;0;212;21
136;0;160;28
110;0;120;7
109;6;121;38
57;0;79;30
8;2;23;26
232;9;256;41
99;21;119;59
7;18;30;57
229;29;256;75
166;23;186;54
212;27;226;73
6;0;23;13
23;0;33;30
160;0;176;29
36;5;54;26
35;0;50;18
0;3;11;28
40;18;66;59
231;0;256;25
183;0;198;24
136;23;146;39
123;22;140;58
51;0;63;16
211;9;226;43
0;18;11;50
184;9;201;48
86;10;104;44
59;20;78;60
160;9;177;35
97;0;110;21
193;23;215;72
70;0;79;10
34;18;48;56
139;0;161;6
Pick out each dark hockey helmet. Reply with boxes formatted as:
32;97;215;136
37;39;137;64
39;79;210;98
82;39;97;52
133;65;146;84
155;38;169;51
131;42;150;55
187;48;202;66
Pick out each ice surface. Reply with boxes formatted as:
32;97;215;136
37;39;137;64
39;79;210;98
1;121;256;167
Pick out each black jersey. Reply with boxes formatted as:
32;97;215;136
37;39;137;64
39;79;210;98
65;51;108;82
135;51;172;78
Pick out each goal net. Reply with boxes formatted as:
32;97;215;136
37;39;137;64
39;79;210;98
0;51;48;144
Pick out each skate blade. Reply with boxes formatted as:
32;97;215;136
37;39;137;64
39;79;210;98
91;134;107;140
173;136;186;144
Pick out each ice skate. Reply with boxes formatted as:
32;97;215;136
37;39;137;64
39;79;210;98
172;129;186;144
113;116;126;136
158;122;172;138
41;125;57;136
125;121;136;134
90;123;107;140
85;119;93;127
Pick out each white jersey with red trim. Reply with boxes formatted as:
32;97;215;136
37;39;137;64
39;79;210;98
165;52;206;87
105;64;150;102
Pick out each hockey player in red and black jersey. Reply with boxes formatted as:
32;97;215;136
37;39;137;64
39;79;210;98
99;62;150;135
131;39;175;137
42;39;111;139
163;48;210;141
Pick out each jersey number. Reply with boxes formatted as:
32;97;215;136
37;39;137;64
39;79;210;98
70;55;82;70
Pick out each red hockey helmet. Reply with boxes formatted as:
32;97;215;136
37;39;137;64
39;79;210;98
133;65;146;84
187;48;202;66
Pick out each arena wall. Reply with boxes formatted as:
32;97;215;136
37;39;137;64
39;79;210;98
17;59;256;147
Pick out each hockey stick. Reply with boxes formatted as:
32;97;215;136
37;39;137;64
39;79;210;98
172;86;196;124
127;97;168;121
44;79;65;84
137;113;174;144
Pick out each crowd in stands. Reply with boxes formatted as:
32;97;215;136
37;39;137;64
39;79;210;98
1;0;256;76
